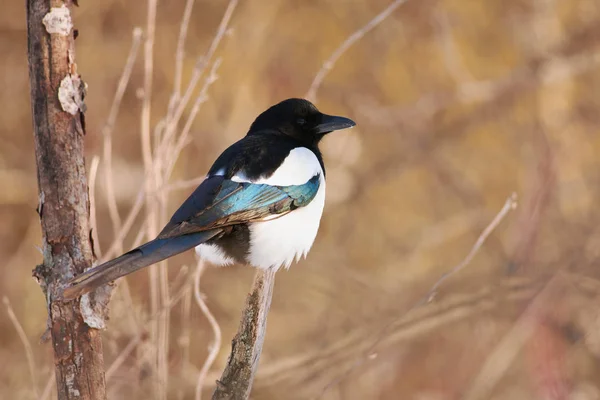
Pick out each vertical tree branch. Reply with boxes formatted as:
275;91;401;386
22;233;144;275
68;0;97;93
212;269;276;400
27;1;107;399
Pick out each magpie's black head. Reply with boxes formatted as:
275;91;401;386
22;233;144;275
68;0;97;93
248;98;355;146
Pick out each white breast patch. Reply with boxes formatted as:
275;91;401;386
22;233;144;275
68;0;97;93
236;147;326;270
197;147;327;270
247;175;325;270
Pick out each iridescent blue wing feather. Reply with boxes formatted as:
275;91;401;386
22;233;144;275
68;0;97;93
158;174;321;238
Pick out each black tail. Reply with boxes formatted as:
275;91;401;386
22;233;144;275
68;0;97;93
62;230;221;300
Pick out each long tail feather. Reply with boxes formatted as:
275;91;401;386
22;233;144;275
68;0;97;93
62;229;221;300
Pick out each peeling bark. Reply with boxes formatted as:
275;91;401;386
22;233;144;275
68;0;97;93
27;0;107;399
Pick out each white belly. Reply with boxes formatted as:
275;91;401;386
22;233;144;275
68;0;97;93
247;176;325;270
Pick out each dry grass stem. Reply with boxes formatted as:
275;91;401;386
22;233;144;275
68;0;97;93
40;374;55;400
306;0;410;101
101;188;145;261
318;193;518;397
88;155;102;257
180;279;193;369
103;27;143;244
463;273;565;400
130;222;148;250
106;334;144;380
193;260;222;400
433;9;474;84
426;193;518;301
105;275;195;382
138;1;162;393
166;59;222;181
172;0;196;110
249;277;540;398
357;42;600;132
98;171;206;261
141;1;158;192
159;0;238;163
3;297;39;399
145;4;236;393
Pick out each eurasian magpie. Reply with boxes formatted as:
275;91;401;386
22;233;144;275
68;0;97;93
62;98;355;300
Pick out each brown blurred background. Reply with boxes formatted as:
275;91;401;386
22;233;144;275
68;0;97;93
2;0;600;399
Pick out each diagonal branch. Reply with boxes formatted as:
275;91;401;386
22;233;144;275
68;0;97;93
306;0;410;102
212;269;276;400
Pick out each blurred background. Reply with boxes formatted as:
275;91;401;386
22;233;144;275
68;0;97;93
2;0;600;399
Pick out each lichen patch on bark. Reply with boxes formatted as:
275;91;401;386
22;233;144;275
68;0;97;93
42;5;73;36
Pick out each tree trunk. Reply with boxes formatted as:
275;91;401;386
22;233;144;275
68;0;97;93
27;1;107;399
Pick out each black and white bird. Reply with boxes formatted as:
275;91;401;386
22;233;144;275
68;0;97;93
62;98;355;300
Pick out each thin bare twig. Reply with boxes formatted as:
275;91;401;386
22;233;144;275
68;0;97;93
433;9;474;84
159;0;237;163
166;59;222;181
171;0;196;113
103;27;143;244
130;221;148;250
318;193;518;397
104;27;143;137
463;272;565;400
100;170;212;260
3;297;39;399
73;1;234;397
426;193;518;301
88;156;101;257
40;373;55;400
154;7;235;388
105;272;193;381
151;5;236;394
193;262;221;399
105;335;143;380
141;2;157;193
139;3;164;394
180;276;193;371
98;172;213;261
306;0;410;101
100;188;144;261
194;260;222;400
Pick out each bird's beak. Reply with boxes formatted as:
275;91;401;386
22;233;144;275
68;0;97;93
313;114;356;135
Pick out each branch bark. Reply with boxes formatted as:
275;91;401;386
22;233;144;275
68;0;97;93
212;269;276;400
27;1;107;399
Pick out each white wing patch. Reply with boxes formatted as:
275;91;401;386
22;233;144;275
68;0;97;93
211;167;226;176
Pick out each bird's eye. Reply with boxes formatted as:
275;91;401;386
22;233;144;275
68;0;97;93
296;118;306;126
